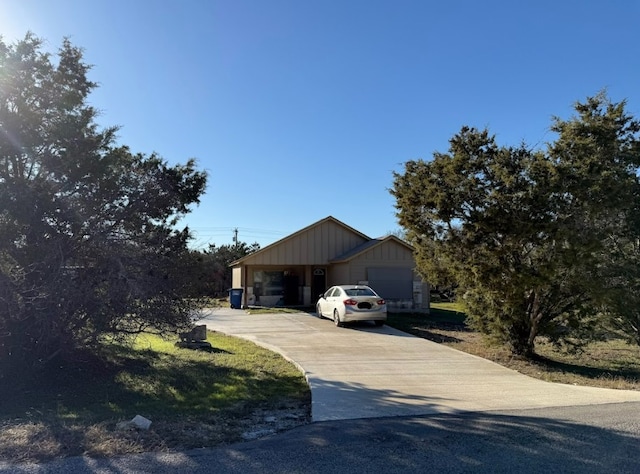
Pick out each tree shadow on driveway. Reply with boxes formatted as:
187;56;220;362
307;377;454;421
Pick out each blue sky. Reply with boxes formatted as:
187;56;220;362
3;0;640;248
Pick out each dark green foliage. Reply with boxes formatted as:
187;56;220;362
599;237;640;346
187;241;260;297
391;92;640;357
0;34;207;375
205;241;260;297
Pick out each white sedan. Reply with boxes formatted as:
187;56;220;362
316;285;387;327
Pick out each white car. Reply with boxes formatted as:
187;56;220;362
316;285;387;327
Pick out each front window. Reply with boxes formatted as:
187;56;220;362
254;270;284;296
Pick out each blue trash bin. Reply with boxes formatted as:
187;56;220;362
229;288;244;309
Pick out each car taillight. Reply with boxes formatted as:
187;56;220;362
343;299;358;306
377;299;385;305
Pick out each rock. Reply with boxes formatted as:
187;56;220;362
179;324;208;342
177;325;212;350
131;415;152;430
116;415;152;431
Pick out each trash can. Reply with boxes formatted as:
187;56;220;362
229;288;244;309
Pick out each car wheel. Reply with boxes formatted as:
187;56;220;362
316;304;323;319
333;309;343;327
374;320;384;327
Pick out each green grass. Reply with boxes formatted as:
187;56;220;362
429;301;467;314
423;302;467;325
0;331;310;463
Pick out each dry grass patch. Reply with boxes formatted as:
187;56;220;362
0;332;310;464
387;308;640;391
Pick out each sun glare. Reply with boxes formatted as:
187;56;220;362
1;2;42;43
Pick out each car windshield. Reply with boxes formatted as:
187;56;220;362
344;288;376;297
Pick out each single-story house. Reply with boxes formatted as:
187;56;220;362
230;216;429;311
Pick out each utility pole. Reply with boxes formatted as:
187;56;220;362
233;228;238;247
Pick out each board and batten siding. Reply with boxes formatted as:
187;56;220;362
348;240;416;281
346;240;423;303
328;263;351;286
241;219;368;266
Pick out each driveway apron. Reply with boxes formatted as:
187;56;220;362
200;309;640;422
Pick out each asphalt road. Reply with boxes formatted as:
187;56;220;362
3;402;640;473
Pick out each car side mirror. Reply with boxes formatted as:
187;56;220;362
319;294;325;299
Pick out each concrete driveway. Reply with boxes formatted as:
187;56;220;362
200;308;640;422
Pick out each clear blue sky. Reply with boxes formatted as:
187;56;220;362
3;0;639;248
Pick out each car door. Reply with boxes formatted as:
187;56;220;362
318;287;334;317
327;287;343;317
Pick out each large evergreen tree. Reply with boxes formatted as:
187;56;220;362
552;95;640;347
391;93;640;357
0;34;207;373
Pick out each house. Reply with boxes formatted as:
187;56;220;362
230;216;429;311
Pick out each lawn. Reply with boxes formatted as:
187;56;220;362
387;303;640;390
0;331;310;464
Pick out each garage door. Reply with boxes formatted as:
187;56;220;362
367;267;412;300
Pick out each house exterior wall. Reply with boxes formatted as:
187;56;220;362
347;240;415;283
232;267;242;288
346;240;428;311
237;219;368;266
415;281;430;310
328;263;351;287
228;217;428;311
352;240;415;267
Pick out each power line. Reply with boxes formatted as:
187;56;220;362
187;226;291;250
189;226;288;236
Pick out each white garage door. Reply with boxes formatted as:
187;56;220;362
367;267;412;300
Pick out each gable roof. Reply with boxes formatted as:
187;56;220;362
230;216;371;266
329;235;414;263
